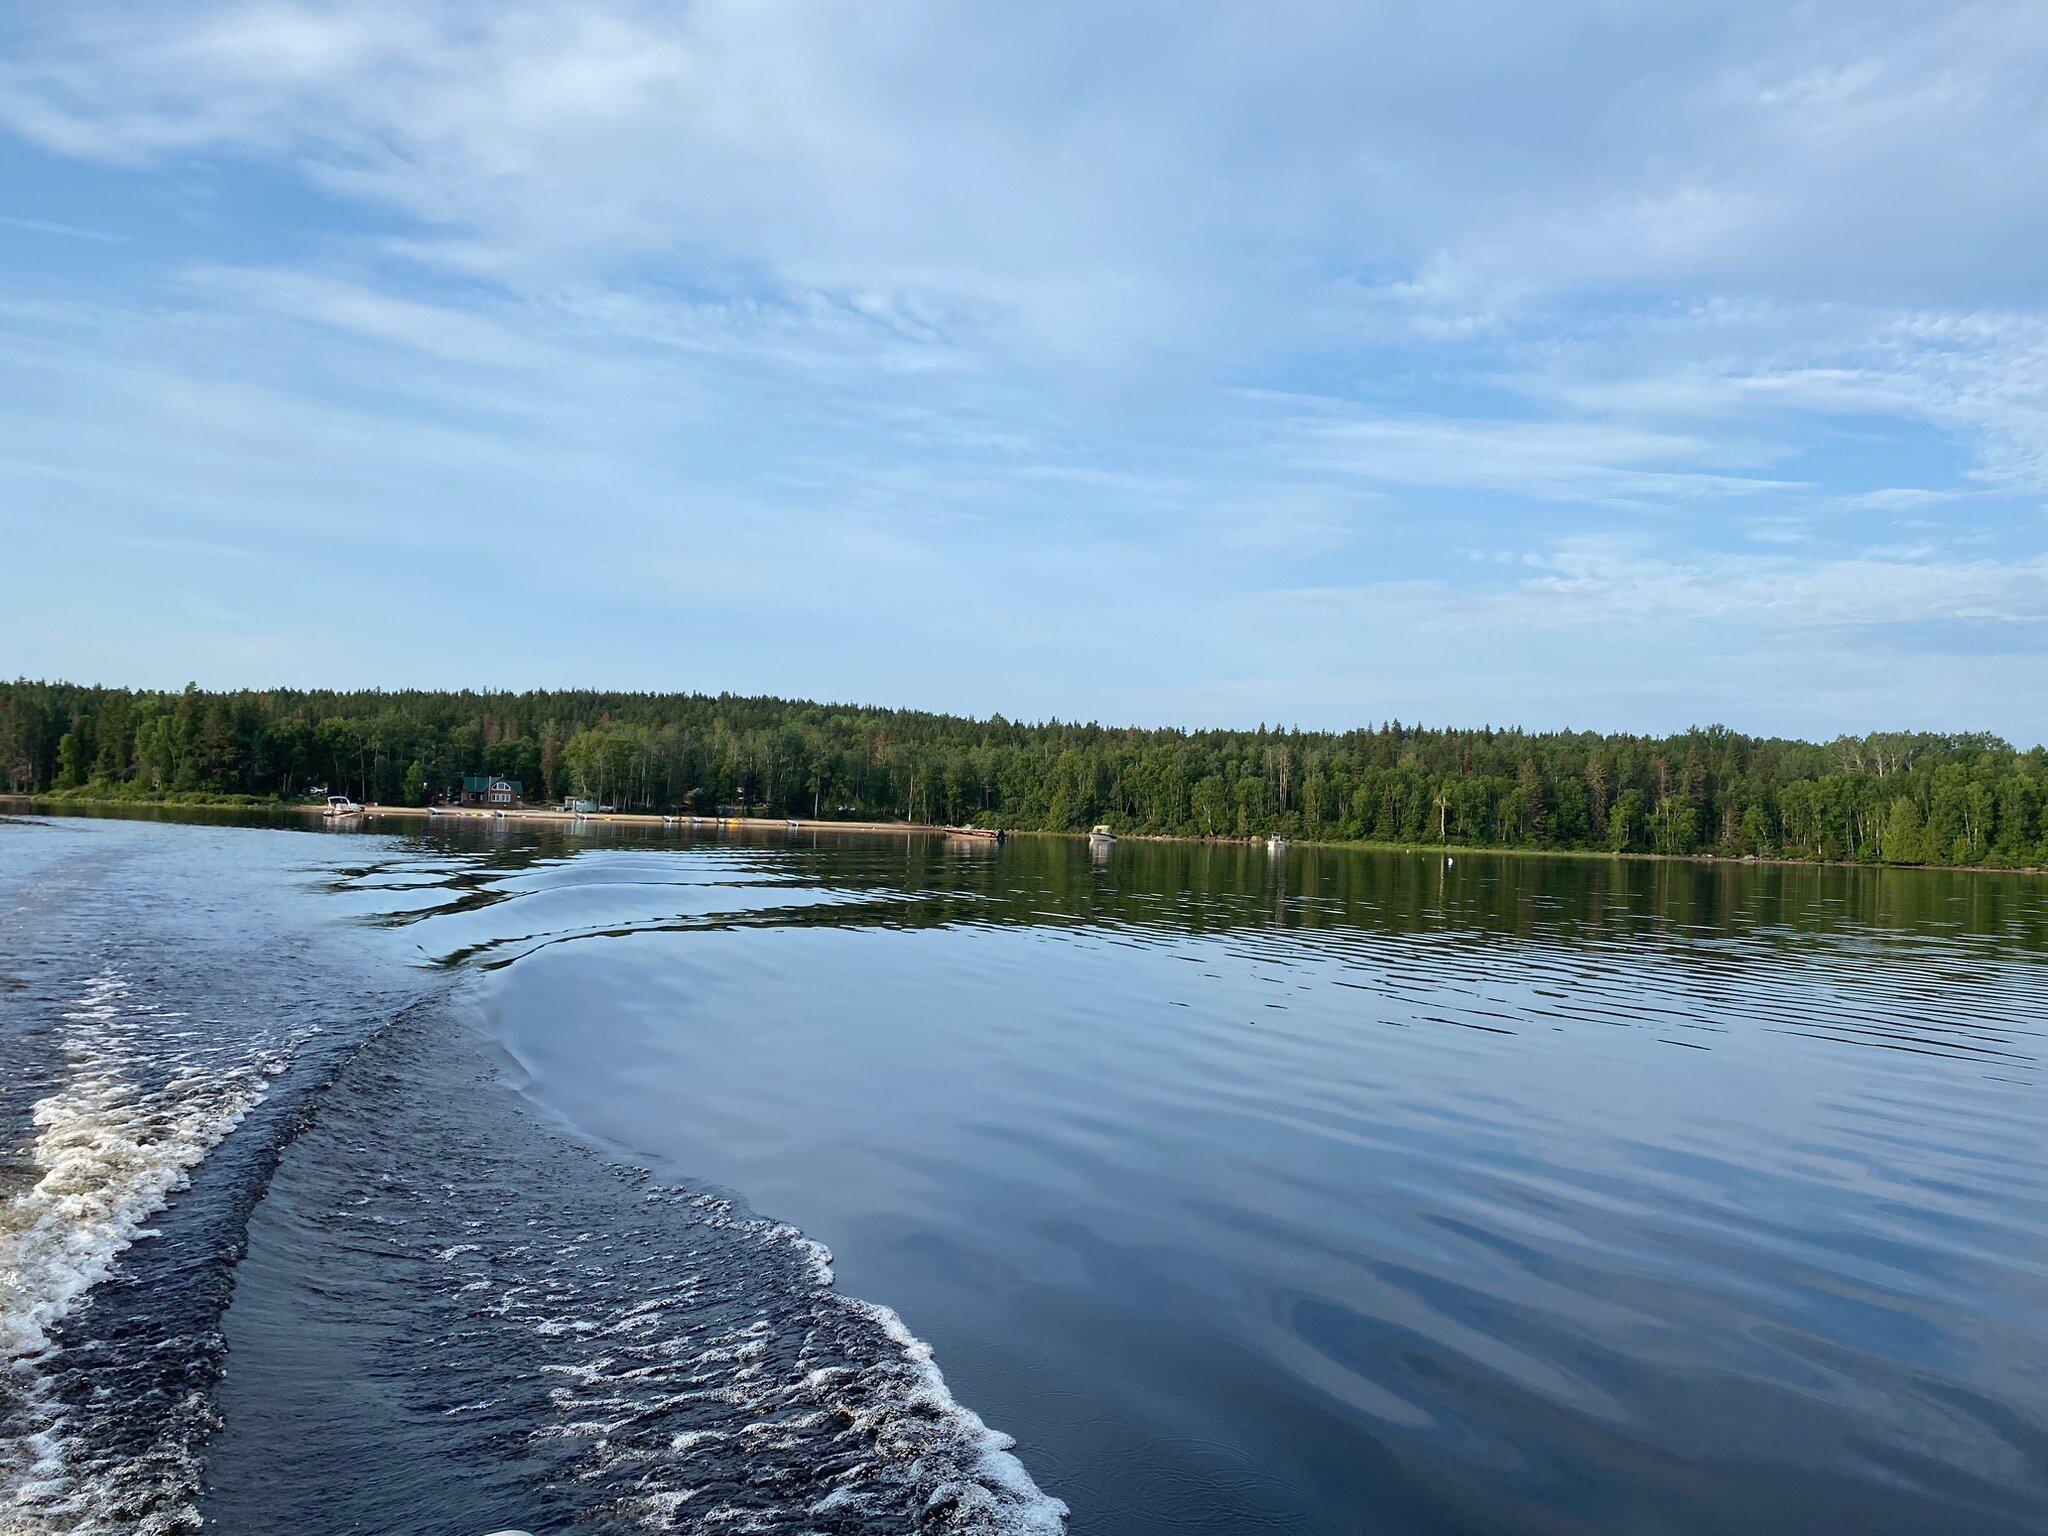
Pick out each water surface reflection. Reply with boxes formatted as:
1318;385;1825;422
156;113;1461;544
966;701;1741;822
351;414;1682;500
365;823;2048;1536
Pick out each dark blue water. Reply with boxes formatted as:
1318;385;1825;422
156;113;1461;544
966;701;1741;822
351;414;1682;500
3;811;2045;1535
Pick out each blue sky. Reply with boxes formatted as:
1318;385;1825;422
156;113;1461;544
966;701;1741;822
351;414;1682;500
2;1;2043;741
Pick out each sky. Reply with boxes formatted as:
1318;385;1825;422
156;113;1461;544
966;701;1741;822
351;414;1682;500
1;1;2044;742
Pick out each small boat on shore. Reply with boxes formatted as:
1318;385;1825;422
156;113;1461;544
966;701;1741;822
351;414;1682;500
322;794;362;819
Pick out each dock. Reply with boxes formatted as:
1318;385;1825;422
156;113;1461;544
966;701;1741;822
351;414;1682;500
333;804;1005;841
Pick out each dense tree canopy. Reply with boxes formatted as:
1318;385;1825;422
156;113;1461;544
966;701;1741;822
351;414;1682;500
3;681;2043;868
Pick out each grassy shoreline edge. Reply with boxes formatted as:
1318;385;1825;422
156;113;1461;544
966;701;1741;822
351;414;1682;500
7;792;2040;878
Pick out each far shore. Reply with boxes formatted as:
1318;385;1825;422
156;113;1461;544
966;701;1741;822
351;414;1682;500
6;792;2041;878
0;793;999;843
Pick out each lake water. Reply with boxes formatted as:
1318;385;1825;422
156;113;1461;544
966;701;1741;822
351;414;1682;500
2;811;2045;1535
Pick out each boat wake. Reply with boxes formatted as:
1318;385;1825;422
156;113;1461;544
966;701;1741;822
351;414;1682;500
205;1011;1066;1535
0;971;280;1535
0;822;1065;1536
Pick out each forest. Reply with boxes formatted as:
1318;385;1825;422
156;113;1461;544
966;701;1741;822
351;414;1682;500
3;680;2044;868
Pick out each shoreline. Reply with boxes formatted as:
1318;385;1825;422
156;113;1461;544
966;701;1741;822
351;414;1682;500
0;794;1001;843
4;793;2040;877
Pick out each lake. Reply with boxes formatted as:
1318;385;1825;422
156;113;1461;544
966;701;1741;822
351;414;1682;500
2;810;2044;1535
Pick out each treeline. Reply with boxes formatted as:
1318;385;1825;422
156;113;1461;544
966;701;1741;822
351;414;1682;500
3;681;2044;868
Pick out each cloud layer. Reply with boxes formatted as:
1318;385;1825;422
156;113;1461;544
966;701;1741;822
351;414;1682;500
1;0;2042;738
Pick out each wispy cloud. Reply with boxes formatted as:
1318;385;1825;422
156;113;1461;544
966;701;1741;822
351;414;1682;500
1271;535;2048;635
1835;487;1965;513
0;0;2042;737
1506;535;2048;629
0;213;127;242
1279;406;1803;506
187;265;557;369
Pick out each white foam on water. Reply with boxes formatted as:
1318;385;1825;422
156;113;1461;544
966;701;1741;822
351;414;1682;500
740;1207;1066;1533
0;971;275;1535
485;1183;1067;1534
822;1295;1069;1536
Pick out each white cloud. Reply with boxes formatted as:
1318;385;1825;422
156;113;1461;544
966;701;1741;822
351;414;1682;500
0;214;127;242
187;266;557;369
1265;532;2048;635
0;0;2043;735
1199;531;2048;737
1279;406;1802;505
1499;303;2048;498
2;0;2042;334
1506;536;2048;629
1835;488;1964;513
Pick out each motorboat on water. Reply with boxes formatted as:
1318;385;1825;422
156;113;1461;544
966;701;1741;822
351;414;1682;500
322;794;363;818
1267;835;1289;853
1088;824;1117;844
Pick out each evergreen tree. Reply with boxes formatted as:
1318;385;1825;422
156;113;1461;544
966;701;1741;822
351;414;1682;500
1881;797;1927;865
1;681;2041;868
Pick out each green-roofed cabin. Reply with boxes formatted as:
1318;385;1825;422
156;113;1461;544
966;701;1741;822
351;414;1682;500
458;775;523;808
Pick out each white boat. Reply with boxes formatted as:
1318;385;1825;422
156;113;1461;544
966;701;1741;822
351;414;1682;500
322;794;362;819
1089;824;1116;843
1267;835;1288;853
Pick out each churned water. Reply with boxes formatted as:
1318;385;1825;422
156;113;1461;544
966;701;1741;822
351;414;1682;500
1;811;2044;1535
